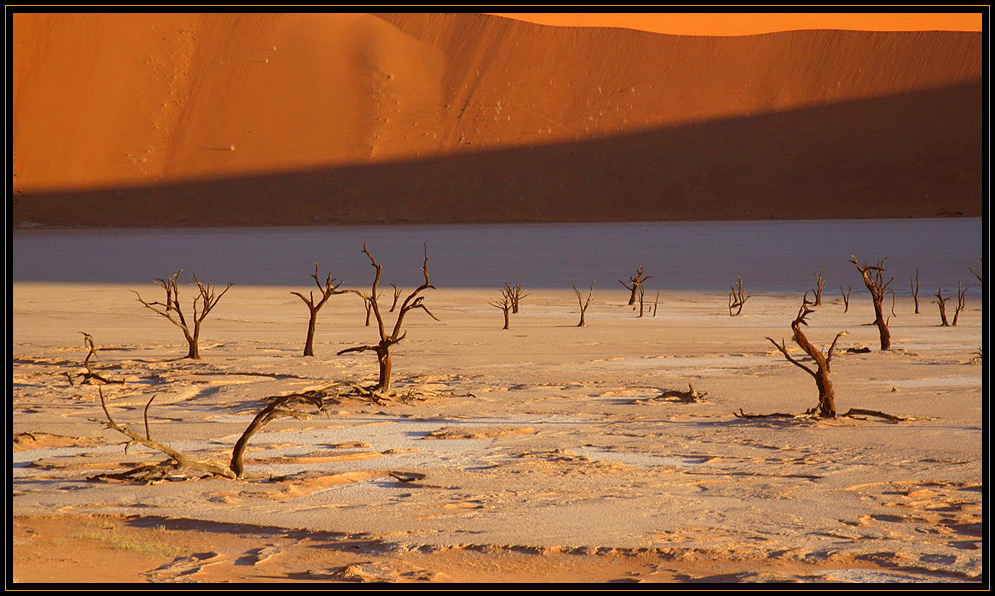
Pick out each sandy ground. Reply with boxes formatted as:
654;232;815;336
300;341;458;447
10;282;984;583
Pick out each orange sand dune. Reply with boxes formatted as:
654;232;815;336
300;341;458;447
11;13;983;226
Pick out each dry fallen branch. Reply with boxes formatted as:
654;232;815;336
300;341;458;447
92;388;236;480
93;387;331;482
660;383;708;403
734;408;929;424
71;332;124;385
230;393;324;478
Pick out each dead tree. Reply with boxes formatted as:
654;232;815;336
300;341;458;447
839;285;851;313
489;288;512;330
952;282;967;326
849;256;893;350
637;285;646;317
934;288;950;326
132;269;233;359
572;283;595;327
505;283;528;314
728;276;751;316
389;282;402;312
969;265;983;284
766;302;846;418
812;268;825;306
653;292;660;317
338;243;439;394
889;289;897;318
910;267;921;314
291;263;345;357
619;265;651;306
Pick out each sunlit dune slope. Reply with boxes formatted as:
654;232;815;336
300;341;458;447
11;12;982;225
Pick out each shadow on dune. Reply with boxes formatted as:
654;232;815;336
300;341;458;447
13;81;982;228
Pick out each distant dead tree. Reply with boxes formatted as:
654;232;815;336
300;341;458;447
389;282;402;312
969;265;983;284
934;288;950;326
652;292;660;317
849;256;893;350
291;263;345;357
132;269;232;359
489;288;513;330
952;282;967;326
506;283;528;314
637;285;646;317
811;268;825;306
889;289;897;318
68;332;123;385
766;302;846;418
728;276;751;316
338;243;439;394
572;283;595;327
910;267;921;314
839;285;852;313
619;265;651;306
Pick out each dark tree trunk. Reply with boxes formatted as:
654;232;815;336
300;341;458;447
303;310;318;356
814;369;836;418
872;299;891;350
628;285;638;305
186;336;200;360
377;348;392;393
503;308;510;329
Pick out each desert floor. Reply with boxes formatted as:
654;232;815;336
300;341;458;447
10;280;983;584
